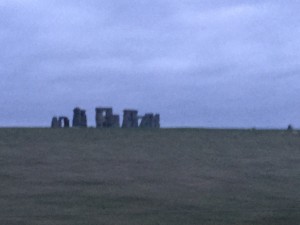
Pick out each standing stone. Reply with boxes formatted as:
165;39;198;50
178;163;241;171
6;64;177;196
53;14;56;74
96;107;120;128
80;110;87;127
122;110;138;128
140;113;154;128
64;117;70;128
139;113;160;128
95;108;105;128
73;108;81;127
51;117;59;128
59;117;70;128
72;107;87;128
96;107;113;127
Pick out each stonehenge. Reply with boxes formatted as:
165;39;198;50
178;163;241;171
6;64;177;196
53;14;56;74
51;107;160;128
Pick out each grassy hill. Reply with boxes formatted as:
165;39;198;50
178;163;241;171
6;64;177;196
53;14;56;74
0;128;299;225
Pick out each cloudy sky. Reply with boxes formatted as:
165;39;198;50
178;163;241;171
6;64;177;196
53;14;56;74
0;0;299;128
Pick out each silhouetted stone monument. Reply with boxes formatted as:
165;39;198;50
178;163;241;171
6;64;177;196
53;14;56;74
73;107;87;127
80;110;87;127
140;113;153;128
51;106;160;128
51;117;59;128
139;113;160;128
122;110;138;128
95;107;120;128
58;117;70;128
51;116;70;128
73;108;81;127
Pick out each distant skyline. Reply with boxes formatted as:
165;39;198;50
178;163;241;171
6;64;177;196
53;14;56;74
1;0;300;128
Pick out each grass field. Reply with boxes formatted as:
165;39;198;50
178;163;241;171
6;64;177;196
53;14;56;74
0;128;299;225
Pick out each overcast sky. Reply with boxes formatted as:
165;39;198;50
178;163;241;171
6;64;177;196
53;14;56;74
0;0;299;128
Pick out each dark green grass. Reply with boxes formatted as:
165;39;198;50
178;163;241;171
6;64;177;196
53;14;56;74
0;128;299;225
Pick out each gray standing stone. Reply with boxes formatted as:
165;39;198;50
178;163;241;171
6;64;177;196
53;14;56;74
59;117;70;128
72;107;87;128
64;117;70;128
139;113;160;128
72;108;81;127
122;110;138;128
96;107;120;128
80;110;87;127
140;113;154;128
51;117;59;128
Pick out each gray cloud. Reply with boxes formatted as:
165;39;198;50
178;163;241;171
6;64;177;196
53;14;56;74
0;0;300;127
